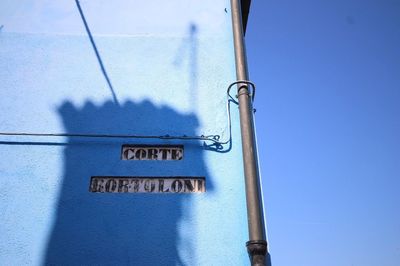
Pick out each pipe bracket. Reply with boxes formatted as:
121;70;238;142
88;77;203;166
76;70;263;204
227;80;256;103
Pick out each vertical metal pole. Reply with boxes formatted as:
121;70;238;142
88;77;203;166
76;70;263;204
230;0;268;265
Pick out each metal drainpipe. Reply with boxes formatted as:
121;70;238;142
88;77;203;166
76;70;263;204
230;0;268;265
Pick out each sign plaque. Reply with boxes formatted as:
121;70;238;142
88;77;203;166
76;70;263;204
90;176;205;193
121;145;183;161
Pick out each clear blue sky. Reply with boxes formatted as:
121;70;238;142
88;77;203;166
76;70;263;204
246;1;400;265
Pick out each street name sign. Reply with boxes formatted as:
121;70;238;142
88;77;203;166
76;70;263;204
121;145;183;161
90;176;205;193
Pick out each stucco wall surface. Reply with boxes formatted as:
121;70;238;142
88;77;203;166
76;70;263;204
0;1;250;265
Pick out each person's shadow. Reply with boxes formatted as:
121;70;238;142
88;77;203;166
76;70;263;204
45;99;213;265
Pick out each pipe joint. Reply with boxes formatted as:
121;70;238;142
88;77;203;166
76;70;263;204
246;240;268;266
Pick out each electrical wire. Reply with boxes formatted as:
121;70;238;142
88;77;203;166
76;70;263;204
0;81;255;147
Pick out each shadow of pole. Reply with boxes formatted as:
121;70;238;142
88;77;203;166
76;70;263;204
172;23;199;111
75;0;120;106
188;23;198;110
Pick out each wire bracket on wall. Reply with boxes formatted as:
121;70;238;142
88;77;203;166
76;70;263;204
227;80;256;104
0;81;256;150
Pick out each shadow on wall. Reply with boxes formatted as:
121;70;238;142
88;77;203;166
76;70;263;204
45;100;213;265
74;0;120;106
173;23;198;109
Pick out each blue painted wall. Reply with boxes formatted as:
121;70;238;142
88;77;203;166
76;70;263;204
0;1;251;265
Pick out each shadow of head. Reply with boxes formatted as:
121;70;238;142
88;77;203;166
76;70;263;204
45;100;213;265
